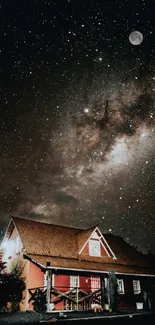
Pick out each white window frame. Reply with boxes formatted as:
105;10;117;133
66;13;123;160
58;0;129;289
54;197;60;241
89;239;101;257
90;276;101;292
133;280;141;295
117;279;125;294
70;276;79;290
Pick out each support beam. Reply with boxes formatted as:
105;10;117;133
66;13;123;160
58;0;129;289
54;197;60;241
100;275;105;309
46;262;52;312
79;288;101;302
76;287;79;310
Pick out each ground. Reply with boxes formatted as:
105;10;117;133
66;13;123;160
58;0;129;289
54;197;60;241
0;310;155;324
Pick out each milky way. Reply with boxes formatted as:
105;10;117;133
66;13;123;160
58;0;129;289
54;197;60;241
0;0;155;253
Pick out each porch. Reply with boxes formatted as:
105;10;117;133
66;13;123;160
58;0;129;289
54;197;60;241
28;285;103;312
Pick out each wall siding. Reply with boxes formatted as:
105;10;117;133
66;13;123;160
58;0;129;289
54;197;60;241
28;262;44;310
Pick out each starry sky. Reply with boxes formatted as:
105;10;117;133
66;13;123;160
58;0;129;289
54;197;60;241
0;0;155;253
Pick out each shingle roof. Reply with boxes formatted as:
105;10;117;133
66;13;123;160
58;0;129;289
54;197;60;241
28;254;154;275
13;217;81;258
10;217;155;275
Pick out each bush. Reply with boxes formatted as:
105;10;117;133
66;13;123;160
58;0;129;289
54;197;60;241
0;261;26;312
32;289;46;312
108;270;118;311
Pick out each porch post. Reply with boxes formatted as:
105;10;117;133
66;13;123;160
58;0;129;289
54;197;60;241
76;286;79;310
100;275;105;309
46;261;52;312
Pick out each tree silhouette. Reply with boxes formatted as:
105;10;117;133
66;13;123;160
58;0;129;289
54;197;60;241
108;270;118;311
0;257;26;311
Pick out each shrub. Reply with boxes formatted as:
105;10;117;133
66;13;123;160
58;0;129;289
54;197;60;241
0;259;26;312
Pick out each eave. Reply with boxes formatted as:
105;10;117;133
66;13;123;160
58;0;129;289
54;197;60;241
23;254;155;278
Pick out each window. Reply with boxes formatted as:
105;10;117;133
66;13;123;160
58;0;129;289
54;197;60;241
90;276;100;292
15;236;21;254
104;277;108;288
117;279;125;294
89;239;101;256
133;280;141;295
70;276;79;289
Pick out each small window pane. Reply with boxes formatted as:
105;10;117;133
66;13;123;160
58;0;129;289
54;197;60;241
133;280;141;294
91;276;100;292
117;279;124;294
89;240;101;256
70;276;79;289
16;236;21;254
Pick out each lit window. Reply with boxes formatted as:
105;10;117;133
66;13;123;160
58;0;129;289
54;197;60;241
15;236;21;254
117;279;125;294
133;280;141;295
104;277;108;288
89;240;101;256
90;276;100;292
70;276;79;289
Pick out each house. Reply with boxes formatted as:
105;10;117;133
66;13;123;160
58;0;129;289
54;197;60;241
0;216;155;312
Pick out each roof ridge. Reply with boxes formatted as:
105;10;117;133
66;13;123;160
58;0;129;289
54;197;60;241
12;216;85;231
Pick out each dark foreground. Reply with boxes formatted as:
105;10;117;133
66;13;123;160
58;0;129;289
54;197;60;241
0;310;155;325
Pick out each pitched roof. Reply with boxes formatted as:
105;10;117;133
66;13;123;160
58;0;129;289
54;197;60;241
12;217;81;259
7;216;155;275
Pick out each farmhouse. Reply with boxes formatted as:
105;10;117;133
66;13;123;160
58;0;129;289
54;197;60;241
0;216;155;312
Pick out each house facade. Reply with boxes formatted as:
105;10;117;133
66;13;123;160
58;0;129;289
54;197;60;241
1;216;155;312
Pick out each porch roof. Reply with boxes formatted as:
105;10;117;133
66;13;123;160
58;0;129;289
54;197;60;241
25;253;155;276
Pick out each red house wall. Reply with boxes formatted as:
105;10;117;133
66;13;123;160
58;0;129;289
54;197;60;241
54;274;95;292
115;276;155;311
53;274;91;310
80;276;91;291
100;243;109;256
28;262;44;310
82;243;89;254
116;277;137;310
54;274;70;291
53;274;69;310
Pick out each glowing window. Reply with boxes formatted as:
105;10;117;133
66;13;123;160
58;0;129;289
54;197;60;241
117;279;125;294
70;276;79;289
133;280;141;295
16;236;21;254
90;276;100;292
89;240;101;256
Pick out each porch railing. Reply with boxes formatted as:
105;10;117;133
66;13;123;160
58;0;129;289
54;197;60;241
28;285;102;311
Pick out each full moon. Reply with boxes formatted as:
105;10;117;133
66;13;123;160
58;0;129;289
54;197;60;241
129;31;143;45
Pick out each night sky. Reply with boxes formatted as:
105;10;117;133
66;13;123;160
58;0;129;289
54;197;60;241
0;0;155;253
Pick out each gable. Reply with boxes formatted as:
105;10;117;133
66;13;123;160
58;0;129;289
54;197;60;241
1;219;23;271
79;227;116;259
